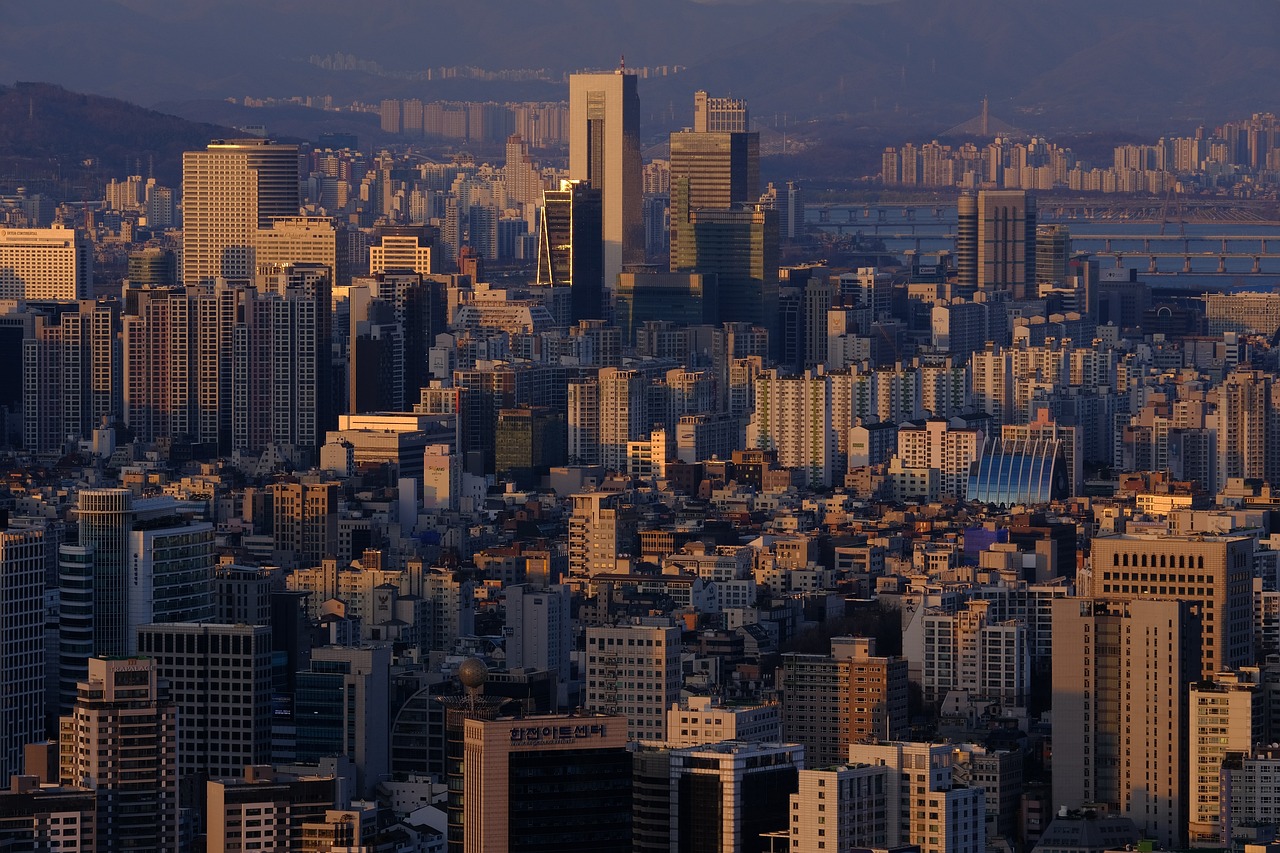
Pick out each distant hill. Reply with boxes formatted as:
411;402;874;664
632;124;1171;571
0;82;237;197
3;0;1279;139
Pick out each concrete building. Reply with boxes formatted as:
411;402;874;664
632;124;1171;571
788;763;895;852
463;713;630;853
1188;669;1263;845
1090;532;1254;678
665;695;781;748
585;621;681;741
294;645;392;797
749;369;836;488
669;741;802;852
59;657;179;851
568;492;633;578
0;527;45;782
895;418;984;501
504;584;572;709
780;637;909;769
846;741;987;853
181;139;301;285
1052;597;1200;848
206;766;344;853
569;70;642;297
919;599;1030;707
135;623;273;809
0;225;92;300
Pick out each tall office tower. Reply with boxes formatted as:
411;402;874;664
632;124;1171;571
253;215;349;286
293;645;391;797
1090;532;1254;678
135;623;272;811
957;193;978;295
75;489;132;658
124;505;214;653
1188;670;1263;845
958;189;1036;298
1052;598;1200;849
1035;224;1072;288
673;205;778;328
56;544;93;717
60;657;179;852
182;139;301;285
23;301;121;453
463;713;630;852
748;368;835;488
537;180;604;324
0;527;44;782
669;742;802;852
348;296;404;412
790;764;895;853
270;480;338;569
127;246;177;286
847;741;987;853
569;70;642;297
369;225;435;276
1216;369;1272;491
585;621;681;741
503;584;572;709
352;268;436;399
597;367;649;472
0;225;92;299
780;637;909;768
206;767;343;853
632;745;674;853
669;123;760;266
694;90;749;132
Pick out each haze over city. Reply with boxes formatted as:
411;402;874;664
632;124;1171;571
0;2;1279;852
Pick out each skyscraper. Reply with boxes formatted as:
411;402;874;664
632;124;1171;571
60;657;180;852
1052;597;1199;848
956;189;1037;298
181;139;301;285
0;527;45;782
569;70;642;299
537;179;604;323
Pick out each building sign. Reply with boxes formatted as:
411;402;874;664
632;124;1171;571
509;723;608;745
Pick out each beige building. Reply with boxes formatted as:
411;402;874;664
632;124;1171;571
60;658;179;851
462;714;629;852
846;741;986;853
665;695;780;747
788;763;894;852
584;621;681;741
781;637;909;769
0;225;92;299
1052;597;1200;848
181;139;301;284
1090;532;1254;678
1188;669;1263;846
569;71;642;296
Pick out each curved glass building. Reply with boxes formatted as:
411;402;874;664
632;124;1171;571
966;437;1069;507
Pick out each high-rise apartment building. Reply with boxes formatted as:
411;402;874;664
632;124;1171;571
537;179;604;324
1188;669;1263;845
585;621;681;741
847;741;987;853
780;636;909;769
60;657;179;852
0;225;92;300
368;225;435;276
182;139;301;285
270;479;338;569
569;70;642;298
568;492;634;578
789;763;894;853
748;368;835;488
1090;532;1254;678
0;527;44;783
1052;597;1200;848
23;300;120;453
